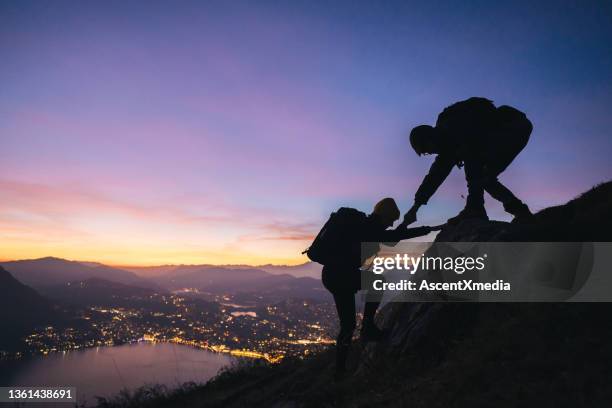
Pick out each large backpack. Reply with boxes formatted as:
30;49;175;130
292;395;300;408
303;207;366;266
436;97;497;131
496;105;529;127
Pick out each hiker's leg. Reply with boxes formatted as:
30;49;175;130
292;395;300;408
446;158;489;225
361;274;385;341
484;177;530;216
447;160;489;224
464;159;486;211
484;122;532;218
333;291;356;374
334;292;356;341
363;300;379;328
362;270;382;327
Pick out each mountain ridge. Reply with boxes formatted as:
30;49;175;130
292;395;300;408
122;262;321;279
0;257;155;290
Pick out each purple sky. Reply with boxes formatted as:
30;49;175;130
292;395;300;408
1;1;611;265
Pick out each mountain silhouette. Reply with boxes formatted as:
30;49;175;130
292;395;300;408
0;266;58;352
96;181;612;407
256;262;321;279
124;262;322;279
150;266;328;301
0;257;157;290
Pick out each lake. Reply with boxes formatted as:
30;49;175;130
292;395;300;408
0;342;234;406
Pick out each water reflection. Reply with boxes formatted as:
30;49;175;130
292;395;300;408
0;342;233;406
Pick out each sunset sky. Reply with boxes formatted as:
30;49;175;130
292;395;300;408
1;1;611;265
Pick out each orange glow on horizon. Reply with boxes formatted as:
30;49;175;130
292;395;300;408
0;245;310;267
0;179;317;267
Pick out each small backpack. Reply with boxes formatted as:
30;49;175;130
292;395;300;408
303;207;366;266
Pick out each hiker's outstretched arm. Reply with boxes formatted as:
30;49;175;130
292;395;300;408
369;226;432;244
413;155;455;206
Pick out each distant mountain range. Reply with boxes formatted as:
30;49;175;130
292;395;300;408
255;262;321;279
0;257;327;302
147;266;327;300
0;257;156;291
122;261;322;279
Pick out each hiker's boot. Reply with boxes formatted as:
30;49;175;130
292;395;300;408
360;323;386;342
447;206;489;226
507;202;533;224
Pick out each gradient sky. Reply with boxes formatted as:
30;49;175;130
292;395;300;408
1;0;611;265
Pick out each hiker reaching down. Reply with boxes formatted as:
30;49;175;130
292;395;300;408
404;97;533;226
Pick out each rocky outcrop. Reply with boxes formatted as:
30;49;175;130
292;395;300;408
360;181;612;391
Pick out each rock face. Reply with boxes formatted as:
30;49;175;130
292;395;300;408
435;219;510;242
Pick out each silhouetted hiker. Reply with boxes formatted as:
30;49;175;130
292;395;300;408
404;97;533;226
304;198;432;379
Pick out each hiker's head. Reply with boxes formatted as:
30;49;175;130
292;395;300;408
372;198;400;228
410;125;440;155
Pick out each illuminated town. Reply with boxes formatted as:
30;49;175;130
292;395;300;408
20;293;338;364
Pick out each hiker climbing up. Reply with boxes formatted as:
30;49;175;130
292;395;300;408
304;197;433;379
404;97;533;226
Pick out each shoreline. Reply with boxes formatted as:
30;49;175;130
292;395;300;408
1;336;285;364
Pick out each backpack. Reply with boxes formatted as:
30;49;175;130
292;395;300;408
436;97;497;132
496;105;528;126
303;207;366;266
